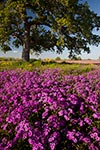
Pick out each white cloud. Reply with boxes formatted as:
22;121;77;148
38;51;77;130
13;50;18;53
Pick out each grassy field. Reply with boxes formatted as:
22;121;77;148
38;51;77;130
0;58;96;75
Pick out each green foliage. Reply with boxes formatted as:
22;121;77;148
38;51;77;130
98;56;100;60
71;56;82;60
0;58;95;75
55;57;62;61
0;0;100;60
12;139;32;150
0;44;12;53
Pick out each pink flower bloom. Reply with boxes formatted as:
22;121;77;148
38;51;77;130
58;110;63;116
84;117;92;125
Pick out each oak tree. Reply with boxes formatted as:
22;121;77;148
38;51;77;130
0;0;100;61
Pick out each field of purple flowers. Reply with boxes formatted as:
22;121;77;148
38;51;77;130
0;69;100;150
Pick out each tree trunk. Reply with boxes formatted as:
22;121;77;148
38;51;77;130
22;44;30;62
22;24;30;61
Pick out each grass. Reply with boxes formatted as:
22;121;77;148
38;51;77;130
0;58;96;75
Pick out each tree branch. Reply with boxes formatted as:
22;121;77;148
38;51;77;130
29;19;51;28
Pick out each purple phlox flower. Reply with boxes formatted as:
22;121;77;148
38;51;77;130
23;133;27;139
82;137;90;143
43;128;50;136
80;102;84;111
84;117;92;125
88;94;97;105
15;120;30;135
47;115;57;123
92;127;99;132
2;138;7;144
49;101;58;110
24;122;30;131
48;136;55;143
90;132;100;141
1;124;8;130
66;131;77;143
79;120;84;127
15;125;20;132
43;123;51;136
75;131;81;137
28;138;34;145
64;115;70;121
93;113;100;119
28;130;33;137
6;116;12;124
90;105;97;112
72;119;79;125
34;121;41;127
32;142;44;150
52;101;57;109
48;131;60;143
49;143;56;150
69;94;78;105
17;106;23;113
68;108;73;114
47;115;58;128
58;110;63;116
42;109;49;119
85;85;90;92
16;113;21;120
89;143;99;150
5;140;13;149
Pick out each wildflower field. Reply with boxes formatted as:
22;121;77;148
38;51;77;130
0;59;100;150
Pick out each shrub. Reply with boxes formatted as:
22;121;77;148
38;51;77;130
55;57;61;61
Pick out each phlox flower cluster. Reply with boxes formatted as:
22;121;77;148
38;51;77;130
0;69;100;150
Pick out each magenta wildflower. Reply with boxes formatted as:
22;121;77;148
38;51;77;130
0;69;100;149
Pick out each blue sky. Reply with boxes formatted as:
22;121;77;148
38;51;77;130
0;0;100;60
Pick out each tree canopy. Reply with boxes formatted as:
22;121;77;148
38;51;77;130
0;0;100;61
